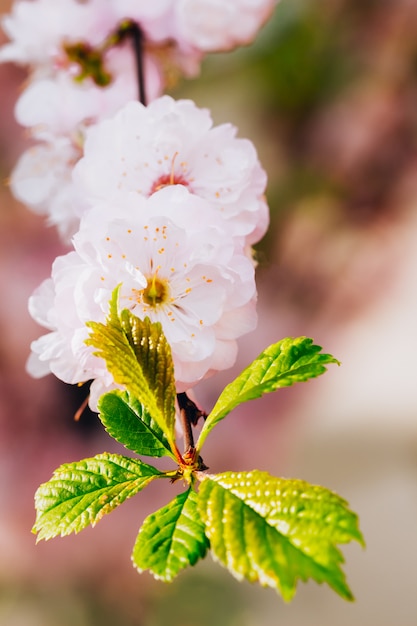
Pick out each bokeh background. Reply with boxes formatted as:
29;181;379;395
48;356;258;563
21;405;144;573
1;0;416;624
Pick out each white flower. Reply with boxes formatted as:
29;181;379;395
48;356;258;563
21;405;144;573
0;0;178;90
10;137;85;241
0;0;165;132
0;0;198;90
0;0;109;67
1;0;279;92
14;41;163;134
74;96;268;244
171;0;278;52
105;0;279;72
10;51;162;242
27;186;257;408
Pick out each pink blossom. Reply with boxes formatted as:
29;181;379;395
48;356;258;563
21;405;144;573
9;51;162;242
0;0;110;67
171;0;278;52
10;137;85;241
74;96;268;245
27;186;257;408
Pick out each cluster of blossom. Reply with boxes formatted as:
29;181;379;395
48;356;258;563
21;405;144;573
1;0;278;408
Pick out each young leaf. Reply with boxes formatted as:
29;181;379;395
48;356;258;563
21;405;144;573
197;471;363;601
33;453;163;541
98;391;176;460
86;288;177;451
132;489;209;582
197;337;338;450
119;309;176;434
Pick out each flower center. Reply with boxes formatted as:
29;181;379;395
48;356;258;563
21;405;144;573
142;275;170;307
61;41;113;86
151;173;189;194
150;151;190;194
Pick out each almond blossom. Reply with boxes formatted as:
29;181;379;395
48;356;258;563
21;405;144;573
1;0;280;93
27;186;257;409
74;96;269;245
1;0;275;409
1;0;164;240
0;0;107;68
10;136;85;241
106;0;279;67
1;1;276;242
9;54;161;241
170;0;278;53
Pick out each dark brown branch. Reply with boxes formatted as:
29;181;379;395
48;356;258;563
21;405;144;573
177;392;207;426
176;392;208;465
128;22;147;105
177;392;195;453
114;20;147;105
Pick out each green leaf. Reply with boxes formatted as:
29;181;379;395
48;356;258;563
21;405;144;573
119;309;176;434
197;471;363;601
98;391;175;459
33;453;163;540
86;287;177;452
132;489;209;582
197;337;338;451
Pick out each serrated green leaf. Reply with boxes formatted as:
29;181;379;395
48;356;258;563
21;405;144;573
98;391;175;459
132;489;209;582
197;338;338;451
86;287;177;452
33;453;163;541
198;471;363;601
119;309;176;435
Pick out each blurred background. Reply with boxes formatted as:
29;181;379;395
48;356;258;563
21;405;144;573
1;0;416;624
